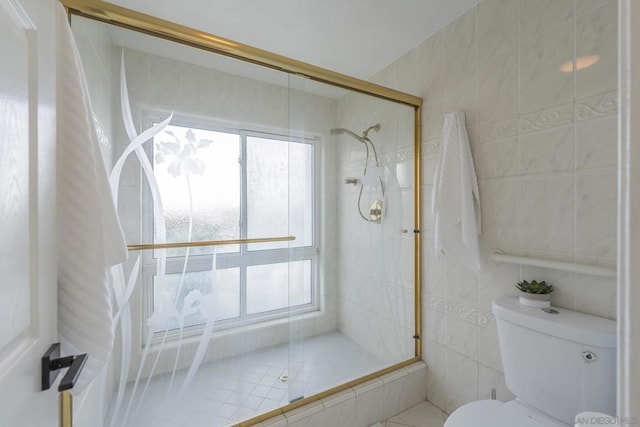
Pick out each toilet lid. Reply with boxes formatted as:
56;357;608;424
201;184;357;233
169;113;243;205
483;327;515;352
444;400;568;427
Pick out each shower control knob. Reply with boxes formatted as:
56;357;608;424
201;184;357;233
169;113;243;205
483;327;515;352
369;200;383;223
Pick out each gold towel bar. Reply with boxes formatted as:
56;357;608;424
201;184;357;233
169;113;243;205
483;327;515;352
127;236;296;251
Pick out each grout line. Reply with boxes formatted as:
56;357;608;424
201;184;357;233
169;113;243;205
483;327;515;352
516;0;523;284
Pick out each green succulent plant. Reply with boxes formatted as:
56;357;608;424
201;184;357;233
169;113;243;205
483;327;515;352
516;280;553;295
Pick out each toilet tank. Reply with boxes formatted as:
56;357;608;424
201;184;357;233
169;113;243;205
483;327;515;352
492;296;616;425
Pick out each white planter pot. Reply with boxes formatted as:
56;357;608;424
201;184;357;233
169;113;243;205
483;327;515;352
518;292;552;308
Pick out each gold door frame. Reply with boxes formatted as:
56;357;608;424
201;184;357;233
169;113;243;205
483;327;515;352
62;0;423;424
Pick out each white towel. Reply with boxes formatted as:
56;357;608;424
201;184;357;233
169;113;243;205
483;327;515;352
56;3;127;393
432;112;481;271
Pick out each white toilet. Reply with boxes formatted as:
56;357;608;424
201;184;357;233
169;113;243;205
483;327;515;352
444;295;616;426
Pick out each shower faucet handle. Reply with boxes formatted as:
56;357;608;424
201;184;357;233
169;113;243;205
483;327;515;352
344;177;359;185
369;200;383;223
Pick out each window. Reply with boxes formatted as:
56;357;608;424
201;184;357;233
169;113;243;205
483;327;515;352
142;115;317;333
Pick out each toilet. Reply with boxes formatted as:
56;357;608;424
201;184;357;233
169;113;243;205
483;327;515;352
444;296;616;426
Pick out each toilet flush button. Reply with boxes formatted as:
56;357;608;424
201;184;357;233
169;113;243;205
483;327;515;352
581;351;597;363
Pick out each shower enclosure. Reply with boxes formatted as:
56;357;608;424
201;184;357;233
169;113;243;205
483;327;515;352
67;0;422;425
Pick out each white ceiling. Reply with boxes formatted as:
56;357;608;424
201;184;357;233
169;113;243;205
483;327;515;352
108;0;479;81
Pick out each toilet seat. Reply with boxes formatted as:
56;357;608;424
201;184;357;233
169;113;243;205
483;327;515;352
444;399;568;427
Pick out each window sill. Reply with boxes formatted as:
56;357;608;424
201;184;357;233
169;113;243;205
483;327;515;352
145;305;324;354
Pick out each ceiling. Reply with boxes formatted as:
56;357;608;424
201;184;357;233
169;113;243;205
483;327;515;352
108;0;479;81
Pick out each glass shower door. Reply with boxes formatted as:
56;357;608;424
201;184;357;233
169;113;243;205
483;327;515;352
71;14;312;426
70;4;420;425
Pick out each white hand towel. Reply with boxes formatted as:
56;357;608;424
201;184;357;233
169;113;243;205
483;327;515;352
56;3;127;393
432;112;481;271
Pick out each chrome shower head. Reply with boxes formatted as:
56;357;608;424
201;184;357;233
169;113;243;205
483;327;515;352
362;124;380;138
330;127;366;142
330;124;381;143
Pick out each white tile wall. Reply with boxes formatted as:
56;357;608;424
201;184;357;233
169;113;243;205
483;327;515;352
575;114;617;170
575;2;617;98
477;0;518;59
364;0;618;415
334;92;416;365
519;0;574;42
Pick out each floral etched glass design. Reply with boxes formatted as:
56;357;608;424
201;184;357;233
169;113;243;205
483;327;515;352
153;125;240;256
153;268;241;330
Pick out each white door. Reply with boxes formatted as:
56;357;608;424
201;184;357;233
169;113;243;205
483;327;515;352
0;0;59;425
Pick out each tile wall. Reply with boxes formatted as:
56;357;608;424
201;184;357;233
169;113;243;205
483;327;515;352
364;0;618;414
334;93;417;364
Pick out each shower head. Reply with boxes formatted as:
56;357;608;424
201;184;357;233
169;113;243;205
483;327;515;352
362;124;380;138
330;124;380;143
331;124;382;168
330;127;366;143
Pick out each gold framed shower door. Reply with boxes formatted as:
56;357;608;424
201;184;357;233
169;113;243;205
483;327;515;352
62;0;423;424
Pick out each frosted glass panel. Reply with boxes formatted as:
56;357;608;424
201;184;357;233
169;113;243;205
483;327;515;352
247;136;313;250
153;125;240;256
153;268;240;329
246;261;311;314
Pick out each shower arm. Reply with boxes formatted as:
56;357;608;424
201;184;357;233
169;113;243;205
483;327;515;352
331;125;381;167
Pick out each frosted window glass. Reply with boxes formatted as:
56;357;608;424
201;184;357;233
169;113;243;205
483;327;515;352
247;136;313;250
153;125;240;256
246;261;311;314
153;268;240;330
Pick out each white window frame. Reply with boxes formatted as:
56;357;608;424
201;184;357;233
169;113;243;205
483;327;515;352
140;111;320;339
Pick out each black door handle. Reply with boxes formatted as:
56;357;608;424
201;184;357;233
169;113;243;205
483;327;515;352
41;343;88;391
58;353;88;391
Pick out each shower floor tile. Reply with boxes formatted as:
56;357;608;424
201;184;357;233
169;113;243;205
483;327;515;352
106;331;385;427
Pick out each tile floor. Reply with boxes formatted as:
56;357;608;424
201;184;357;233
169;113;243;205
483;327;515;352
384;401;448;427
106;331;386;427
